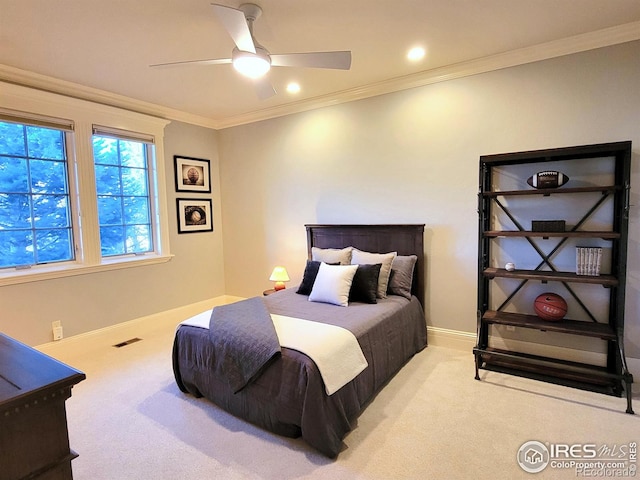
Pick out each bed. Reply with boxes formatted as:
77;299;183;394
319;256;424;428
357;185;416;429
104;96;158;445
172;224;427;457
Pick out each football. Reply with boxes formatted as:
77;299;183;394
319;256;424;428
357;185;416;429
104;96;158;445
533;293;568;321
526;170;569;189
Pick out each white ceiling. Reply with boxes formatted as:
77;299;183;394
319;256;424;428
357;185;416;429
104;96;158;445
1;1;640;129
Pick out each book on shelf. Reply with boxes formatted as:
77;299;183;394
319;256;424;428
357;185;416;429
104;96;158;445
576;246;602;276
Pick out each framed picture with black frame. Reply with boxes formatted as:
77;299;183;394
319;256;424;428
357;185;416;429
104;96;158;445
176;198;213;234
174;155;211;193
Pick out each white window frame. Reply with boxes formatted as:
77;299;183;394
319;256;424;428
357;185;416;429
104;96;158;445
0;83;172;286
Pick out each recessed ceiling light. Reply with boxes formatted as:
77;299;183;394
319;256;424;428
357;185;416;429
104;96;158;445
286;82;301;94
407;47;425;62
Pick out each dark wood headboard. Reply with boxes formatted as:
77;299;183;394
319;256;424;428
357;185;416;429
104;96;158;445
305;224;425;306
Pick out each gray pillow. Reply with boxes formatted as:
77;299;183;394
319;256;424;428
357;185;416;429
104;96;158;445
311;246;353;265
387;255;417;300
351;248;396;298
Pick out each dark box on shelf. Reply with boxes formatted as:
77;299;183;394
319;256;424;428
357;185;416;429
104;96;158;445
531;220;565;232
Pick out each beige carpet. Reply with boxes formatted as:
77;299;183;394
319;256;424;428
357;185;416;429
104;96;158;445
43;316;639;480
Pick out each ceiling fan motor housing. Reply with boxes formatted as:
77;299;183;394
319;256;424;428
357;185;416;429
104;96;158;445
239;3;262;22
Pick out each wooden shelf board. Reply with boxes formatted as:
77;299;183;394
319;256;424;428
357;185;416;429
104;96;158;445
483;267;618;286
484;230;619;239
475;347;622;394
482;185;619;197
482;310;616;340
479;360;618;395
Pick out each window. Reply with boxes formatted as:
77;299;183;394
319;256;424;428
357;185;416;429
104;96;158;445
93;133;153;257
0;95;171;286
0;120;74;268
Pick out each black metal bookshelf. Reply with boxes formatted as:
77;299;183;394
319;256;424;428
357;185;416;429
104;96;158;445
473;141;634;414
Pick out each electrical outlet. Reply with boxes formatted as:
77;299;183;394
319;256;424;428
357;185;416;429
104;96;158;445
52;321;63;341
506;325;515;332
53;326;63;341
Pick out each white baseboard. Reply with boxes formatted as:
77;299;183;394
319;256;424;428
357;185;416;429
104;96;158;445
36;305;639;388
36;295;244;357
427;326;476;351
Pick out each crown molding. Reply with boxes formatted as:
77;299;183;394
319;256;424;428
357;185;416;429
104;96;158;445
215;20;640;128
0;64;219;129
1;21;639;130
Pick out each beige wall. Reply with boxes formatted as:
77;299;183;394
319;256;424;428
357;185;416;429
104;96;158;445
2;41;639;361
219;41;640;358
0;120;226;345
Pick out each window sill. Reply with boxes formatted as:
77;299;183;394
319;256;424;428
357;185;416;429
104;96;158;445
0;254;174;287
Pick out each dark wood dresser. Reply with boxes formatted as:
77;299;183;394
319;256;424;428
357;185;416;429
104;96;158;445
0;333;86;480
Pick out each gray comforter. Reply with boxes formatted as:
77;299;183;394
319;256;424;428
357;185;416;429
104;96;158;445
208;296;281;393
173;288;427;457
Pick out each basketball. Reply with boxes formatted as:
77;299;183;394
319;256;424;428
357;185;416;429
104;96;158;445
534;293;567;321
187;167;200;184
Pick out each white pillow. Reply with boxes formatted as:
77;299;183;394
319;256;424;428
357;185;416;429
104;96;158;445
311;246;353;265
308;262;358;307
351;248;397;298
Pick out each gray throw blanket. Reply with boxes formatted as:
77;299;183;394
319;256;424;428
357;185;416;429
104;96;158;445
209;297;281;393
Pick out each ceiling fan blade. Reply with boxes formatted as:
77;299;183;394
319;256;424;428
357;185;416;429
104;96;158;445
270;51;352;70
255;78;276;100
150;58;232;68
211;3;256;54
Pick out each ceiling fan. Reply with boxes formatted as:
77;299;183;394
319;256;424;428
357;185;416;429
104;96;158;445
150;3;352;100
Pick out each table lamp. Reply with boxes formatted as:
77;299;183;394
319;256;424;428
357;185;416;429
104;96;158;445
269;266;290;291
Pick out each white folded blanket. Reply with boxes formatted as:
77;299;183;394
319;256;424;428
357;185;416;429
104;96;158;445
270;314;368;395
180;309;213;329
179;310;368;395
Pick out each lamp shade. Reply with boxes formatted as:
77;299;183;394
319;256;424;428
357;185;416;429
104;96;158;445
269;266;290;290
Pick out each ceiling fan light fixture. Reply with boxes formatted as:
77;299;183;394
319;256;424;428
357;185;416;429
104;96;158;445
232;48;271;78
